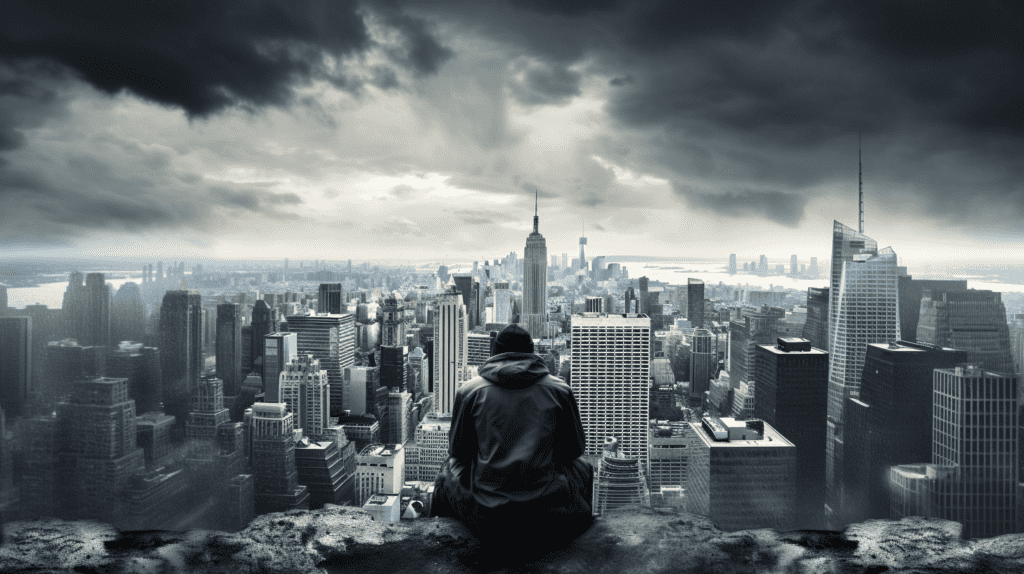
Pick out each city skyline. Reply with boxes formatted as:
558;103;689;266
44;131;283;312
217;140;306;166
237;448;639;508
1;3;1022;263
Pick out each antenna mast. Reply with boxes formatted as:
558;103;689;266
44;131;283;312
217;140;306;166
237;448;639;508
858;132;864;234
532;188;539;233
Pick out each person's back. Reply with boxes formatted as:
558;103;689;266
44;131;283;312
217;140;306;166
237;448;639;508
432;325;594;550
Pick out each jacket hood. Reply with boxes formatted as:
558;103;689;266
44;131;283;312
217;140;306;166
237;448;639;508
478;352;550;389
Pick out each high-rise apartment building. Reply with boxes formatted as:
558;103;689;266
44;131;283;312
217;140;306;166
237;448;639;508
842;341;966;523
284;313;355;418
570;314;650;461
826;238;899;529
433;288;468;414
318;283;345;314
687;279;705;329
802;287;829;352
689;328;715;407
917;289;1014;375
262;332;297;404
250;403;310;514
687;417;796;531
279;354;331;437
159;289;203;419
0;316;32;417
216;303;243;397
753;337;829;528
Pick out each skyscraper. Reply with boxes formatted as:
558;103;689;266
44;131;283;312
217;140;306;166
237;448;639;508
728;305;783;385
842;341;966;523
802;287;829;352
159;289;203;420
522;192;548;338
687;279;705;329
825;239;899;529
279;354;330;437
111;282;145;346
56;377;146;523
790;255;798;276
380;346;410;392
284;313;355;418
728;254;737;275
896;276;967;343
753;337;829;529
318;283;345;314
571;314;650;461
890;366;1018;539
380;293;405;347
185;376;230;444
0;316;32;417
829;221;878;353
493;282;510;325
216;303;243;397
689;328;715;407
250;403;310;514
432;287;468;414
917;289;1014;375
578;233;587;272
250;300;277;377
263;332;297;404
63;272;111;348
107;341;162;415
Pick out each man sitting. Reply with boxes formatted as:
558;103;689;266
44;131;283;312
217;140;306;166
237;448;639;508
431;324;594;550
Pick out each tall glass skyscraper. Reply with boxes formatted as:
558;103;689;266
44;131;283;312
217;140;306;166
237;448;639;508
917;289;1015;375
825;240;899;528
283;313;354;418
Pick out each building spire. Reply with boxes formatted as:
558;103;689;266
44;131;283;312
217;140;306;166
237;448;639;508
858;132;864;234
533;188;539;233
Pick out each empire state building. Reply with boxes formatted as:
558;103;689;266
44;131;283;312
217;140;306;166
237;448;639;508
521;191;548;338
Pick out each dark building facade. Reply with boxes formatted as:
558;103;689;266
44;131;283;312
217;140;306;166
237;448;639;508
687;278;705;329
111;282;146;346
107;342;162;415
917;289;1014;375
250;300;278;378
896;277;967;343
753;338;829;529
842;341;967;523
159;290;203;421
216;303;243;397
0;316;32;417
379;346;409;392
729;306;784;385
318;283;345;315
802;287;829;352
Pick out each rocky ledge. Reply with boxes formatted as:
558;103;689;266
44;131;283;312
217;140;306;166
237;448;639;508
2;506;1024;573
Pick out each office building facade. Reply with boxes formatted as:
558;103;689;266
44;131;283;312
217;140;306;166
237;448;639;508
318;283;345;315
917;289;1014;375
284;313;355;418
689;328;715;407
571;314;650;462
216;303;243;397
279;354;330;437
0;316;32;417
432;288;468;414
753;337;829;528
262;332;297;404
523;195;548;320
687;278;705;329
250;403;310;514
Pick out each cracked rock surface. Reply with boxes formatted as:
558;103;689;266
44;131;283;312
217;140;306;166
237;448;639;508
2;506;1023;573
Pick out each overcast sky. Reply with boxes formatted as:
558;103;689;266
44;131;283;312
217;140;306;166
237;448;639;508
1;1;1021;266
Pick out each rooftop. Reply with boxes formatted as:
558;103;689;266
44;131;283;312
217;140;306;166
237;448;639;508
689;418;794;449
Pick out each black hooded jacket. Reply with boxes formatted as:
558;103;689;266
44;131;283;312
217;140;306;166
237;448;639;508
447;351;586;509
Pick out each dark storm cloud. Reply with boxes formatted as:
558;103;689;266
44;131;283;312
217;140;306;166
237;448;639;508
507;59;581;106
0;0;451;117
673;184;807;228
415;0;1023;228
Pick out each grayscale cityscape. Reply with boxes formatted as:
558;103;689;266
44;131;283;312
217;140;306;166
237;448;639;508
1;1;1023;571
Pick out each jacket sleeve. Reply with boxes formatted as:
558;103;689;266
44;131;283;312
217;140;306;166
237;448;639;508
556;388;586;464
448;389;478;464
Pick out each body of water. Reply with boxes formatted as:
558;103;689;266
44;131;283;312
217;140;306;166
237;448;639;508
6;276;143;310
